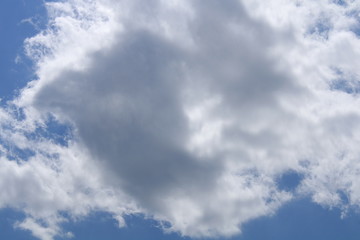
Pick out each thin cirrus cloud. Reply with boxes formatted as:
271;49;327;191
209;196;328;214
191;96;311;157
1;0;360;239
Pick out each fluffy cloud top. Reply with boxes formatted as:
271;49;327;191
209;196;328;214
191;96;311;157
2;0;360;239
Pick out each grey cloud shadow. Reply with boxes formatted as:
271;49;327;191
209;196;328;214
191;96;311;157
34;30;223;212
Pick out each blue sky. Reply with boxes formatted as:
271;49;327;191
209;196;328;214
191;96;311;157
2;0;360;240
0;0;45;101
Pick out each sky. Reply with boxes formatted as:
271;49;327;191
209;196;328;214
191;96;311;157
1;0;360;240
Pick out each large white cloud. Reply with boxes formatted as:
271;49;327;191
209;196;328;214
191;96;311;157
2;0;360;239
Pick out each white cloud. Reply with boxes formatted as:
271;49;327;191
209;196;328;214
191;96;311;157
2;0;360;239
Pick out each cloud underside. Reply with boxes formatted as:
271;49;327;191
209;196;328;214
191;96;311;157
2;0;360;239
